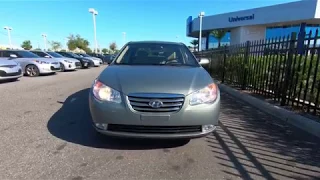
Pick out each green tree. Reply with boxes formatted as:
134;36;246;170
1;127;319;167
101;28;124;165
190;39;198;51
83;47;92;53
67;34;90;52
109;42;117;53
210;29;227;48
21;40;32;50
50;41;62;51
102;48;109;54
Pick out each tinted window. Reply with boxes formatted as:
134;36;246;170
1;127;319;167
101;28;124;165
80;54;90;57
57;52;71;57
32;51;48;57
15;51;40;58
1;51;12;57
69;53;80;58
114;43;199;67
47;52;64;58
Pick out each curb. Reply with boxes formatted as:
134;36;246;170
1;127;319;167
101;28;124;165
217;82;320;138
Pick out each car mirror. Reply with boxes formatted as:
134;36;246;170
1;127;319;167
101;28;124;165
198;58;210;65
10;54;17;58
44;55;50;58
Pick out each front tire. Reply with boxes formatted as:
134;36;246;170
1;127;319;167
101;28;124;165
60;63;65;72
25;65;40;77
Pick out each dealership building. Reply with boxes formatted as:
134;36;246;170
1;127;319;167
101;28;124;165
186;0;320;50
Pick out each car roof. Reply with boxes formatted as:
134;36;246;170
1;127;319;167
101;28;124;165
127;41;184;46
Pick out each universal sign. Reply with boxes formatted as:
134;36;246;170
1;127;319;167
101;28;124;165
228;14;255;22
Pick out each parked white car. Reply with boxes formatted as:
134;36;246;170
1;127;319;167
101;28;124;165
0;58;23;81
31;50;81;71
0;50;61;77
76;53;102;67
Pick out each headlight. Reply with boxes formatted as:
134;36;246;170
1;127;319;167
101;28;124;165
92;80;122;103
189;83;218;106
64;60;72;63
34;60;49;64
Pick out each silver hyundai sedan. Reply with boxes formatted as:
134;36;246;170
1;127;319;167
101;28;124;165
89;41;220;139
0;50;60;77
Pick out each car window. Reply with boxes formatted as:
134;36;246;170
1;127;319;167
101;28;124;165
1;51;19;58
15;51;40;58
58;52;70;57
32;51;47;57
47;52;64;58
114;43;199;67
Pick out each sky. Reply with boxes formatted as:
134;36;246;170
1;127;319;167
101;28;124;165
0;0;299;50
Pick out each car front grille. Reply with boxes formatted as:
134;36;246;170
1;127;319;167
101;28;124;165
50;66;60;71
0;69;21;77
75;62;81;67
107;124;202;134
127;93;185;113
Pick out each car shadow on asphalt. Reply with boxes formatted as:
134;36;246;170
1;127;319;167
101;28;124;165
0;78;21;84
47;88;189;150
206;92;320;180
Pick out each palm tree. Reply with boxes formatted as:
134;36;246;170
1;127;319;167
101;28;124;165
210;29;227;48
190;39;199;51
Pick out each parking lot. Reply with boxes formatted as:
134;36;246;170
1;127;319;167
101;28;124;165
1;65;320;180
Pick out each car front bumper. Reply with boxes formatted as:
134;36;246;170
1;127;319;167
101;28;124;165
38;63;61;74
0;66;23;80
63;62;77;70
93;61;100;66
89;92;220;139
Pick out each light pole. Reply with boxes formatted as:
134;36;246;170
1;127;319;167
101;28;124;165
42;34;47;51
89;8;98;53
64;38;68;51
122;32;126;46
198;11;205;52
4;26;12;49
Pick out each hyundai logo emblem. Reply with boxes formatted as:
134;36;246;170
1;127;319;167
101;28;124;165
149;100;163;109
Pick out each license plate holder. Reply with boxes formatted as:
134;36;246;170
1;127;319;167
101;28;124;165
140;114;170;121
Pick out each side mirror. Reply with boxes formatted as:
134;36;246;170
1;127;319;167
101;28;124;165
44;55;50;58
10;54;17;58
198;58;210;65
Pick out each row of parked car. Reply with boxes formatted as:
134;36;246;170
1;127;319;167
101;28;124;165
0;49;116;82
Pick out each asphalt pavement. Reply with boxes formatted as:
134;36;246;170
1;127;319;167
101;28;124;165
0;65;320;180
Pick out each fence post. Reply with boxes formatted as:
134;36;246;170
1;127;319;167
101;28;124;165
242;41;250;90
222;46;227;83
280;32;297;106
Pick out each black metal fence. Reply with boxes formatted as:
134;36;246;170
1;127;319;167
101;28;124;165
195;30;320;117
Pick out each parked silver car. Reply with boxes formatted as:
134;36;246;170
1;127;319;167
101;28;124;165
89;41;220;139
0;50;60;77
76;53;102;67
0;57;23;81
31;50;81;71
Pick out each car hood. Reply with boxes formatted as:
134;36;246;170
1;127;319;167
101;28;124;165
60;57;80;62
0;59;18;66
97;65;213;96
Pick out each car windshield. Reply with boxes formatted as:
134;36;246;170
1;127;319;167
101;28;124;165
68;52;80;58
16;51;40;58
47;52;64;58
114;43;199;67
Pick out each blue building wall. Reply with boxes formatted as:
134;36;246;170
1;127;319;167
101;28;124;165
208;27;319;48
